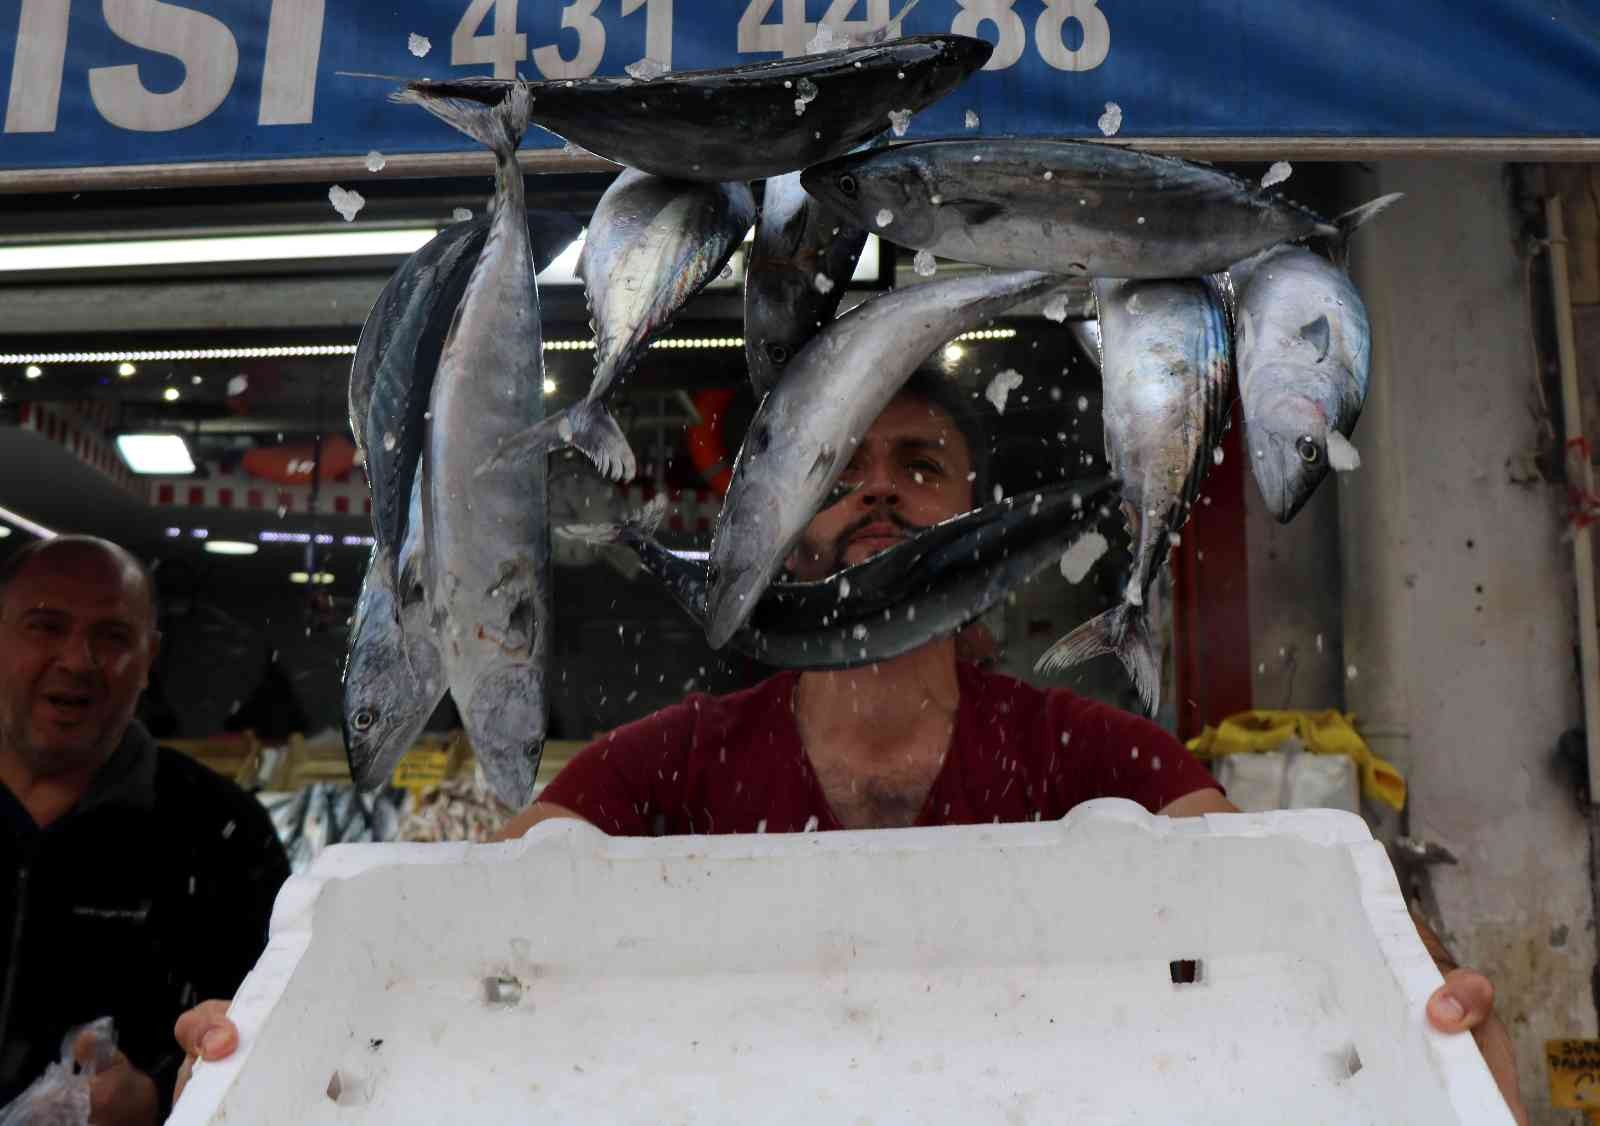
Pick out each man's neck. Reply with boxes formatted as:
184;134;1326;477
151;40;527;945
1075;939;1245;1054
793;639;961;760
0;746;99;829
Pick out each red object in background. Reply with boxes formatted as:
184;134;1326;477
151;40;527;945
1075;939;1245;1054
1169;399;1252;741
685;388;737;496
241;435;356;486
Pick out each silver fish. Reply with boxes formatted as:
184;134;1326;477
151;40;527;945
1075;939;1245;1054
391;82;550;809
1036;275;1233;714
705;269;1062;648
342;470;446;792
1069;318;1102;371
489;170;755;483
1231;195;1401;522
802;140;1373;279
745;171;868;399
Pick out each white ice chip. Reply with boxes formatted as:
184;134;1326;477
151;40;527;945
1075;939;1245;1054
813;273;835;294
625;57;670;80
888;108;913;137
365;151;387;172
793;77;819;116
407;33;431;57
1060;532;1109;584
1261;161;1293;188
964;109;981;129
985;369;1024;414
1042;294;1070;323
1097;102;1123;137
875;208;894;228
328;185;365;222
1326;431;1362;471
452;207;473;222
913;249;937;277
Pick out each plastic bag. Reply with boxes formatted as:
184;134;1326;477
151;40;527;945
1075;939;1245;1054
0;1017;116;1126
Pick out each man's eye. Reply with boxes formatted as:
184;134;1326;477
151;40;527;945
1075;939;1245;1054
24;619;64;636
910;459;944;476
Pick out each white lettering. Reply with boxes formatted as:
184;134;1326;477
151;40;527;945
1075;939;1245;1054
5;0;72;134
88;0;240;132
620;0;673;73
737;0;810;59
259;0;325;124
451;0;527;79
1036;0;1109;72
531;0;606;79
951;0;1026;71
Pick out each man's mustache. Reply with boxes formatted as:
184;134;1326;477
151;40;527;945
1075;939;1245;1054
829;509;925;570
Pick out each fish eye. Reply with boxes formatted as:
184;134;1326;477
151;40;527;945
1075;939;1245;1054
1295;436;1321;464
352;708;377;732
765;342;789;366
837;173;858;198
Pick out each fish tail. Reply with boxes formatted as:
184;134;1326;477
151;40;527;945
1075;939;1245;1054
1035;602;1161;715
556;495;668;547
390;80;534;157
1319;192;1405;265
563;399;638;483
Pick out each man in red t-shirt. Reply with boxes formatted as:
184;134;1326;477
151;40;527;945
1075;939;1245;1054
177;378;1525;1121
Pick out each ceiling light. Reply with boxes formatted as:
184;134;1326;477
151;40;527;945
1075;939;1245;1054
0;502;56;539
0;344;358;366
189;528;209;538
943;344;965;362
115;433;195;475
289;571;310;584
204;540;258;556
24;364;41;379
162;387;180;402
542;377;557;394
117;362;137;377
0;526;10;538
0;228;441;274
289;571;335;585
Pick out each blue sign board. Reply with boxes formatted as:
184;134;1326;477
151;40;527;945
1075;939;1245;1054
1;1;1598;182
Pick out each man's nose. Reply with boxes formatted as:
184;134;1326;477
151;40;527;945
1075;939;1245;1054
53;632;101;672
855;459;900;508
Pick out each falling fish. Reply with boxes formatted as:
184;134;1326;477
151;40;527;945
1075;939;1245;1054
485;170;754;483
571;478;1116;669
391;80;550;808
1230;194;1401;522
745;170;869;399
801;139;1386;279
705;269;1063;648
395;35;991;183
1036;275;1233;714
350;208;581;595
343;470;446;792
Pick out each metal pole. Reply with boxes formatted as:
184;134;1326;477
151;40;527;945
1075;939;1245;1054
1546;195;1600;805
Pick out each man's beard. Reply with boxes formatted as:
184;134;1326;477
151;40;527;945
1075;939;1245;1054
0;698;121;781
825;510;925;572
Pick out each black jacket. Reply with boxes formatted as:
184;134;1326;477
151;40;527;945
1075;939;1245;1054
0;722;289;1115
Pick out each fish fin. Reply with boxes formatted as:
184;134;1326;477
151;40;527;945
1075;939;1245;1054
1035;602;1160;715
475;412;570;478
390;80;533;156
944;198;1006;226
564;399;638;482
1299;314;1332;363
556;495;669;546
1320;192;1405;265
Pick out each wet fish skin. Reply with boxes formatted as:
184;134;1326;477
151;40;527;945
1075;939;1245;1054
1036;275;1233;713
352;210;581;593
342;471;446;792
392;81;550;809
705;269;1064;649
802;139;1344;279
404;35;992;183
745;171;869;399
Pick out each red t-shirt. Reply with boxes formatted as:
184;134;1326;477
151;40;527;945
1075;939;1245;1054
538;662;1221;836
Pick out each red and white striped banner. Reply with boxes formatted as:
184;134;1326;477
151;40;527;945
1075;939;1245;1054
16;401;147;499
148;469;373;517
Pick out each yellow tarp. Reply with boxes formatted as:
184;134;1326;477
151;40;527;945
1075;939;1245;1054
1185;710;1406;812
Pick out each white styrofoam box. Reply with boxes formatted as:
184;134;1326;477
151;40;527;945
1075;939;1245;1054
1215;747;1362;813
170;799;1511;1125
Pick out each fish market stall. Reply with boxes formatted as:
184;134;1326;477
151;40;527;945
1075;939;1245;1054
0;3;1598;1124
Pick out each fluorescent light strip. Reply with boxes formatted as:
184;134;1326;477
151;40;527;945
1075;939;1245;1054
0;502;57;539
0;228;440;273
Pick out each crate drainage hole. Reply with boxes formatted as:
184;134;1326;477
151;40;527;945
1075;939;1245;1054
1168;958;1202;985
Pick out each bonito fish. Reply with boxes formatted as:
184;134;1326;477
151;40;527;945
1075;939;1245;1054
1230;194;1401;522
802;139;1383;279
391;81;550;808
705;269;1062;648
398;35;991;183
745;170;868;399
1036;276;1233;713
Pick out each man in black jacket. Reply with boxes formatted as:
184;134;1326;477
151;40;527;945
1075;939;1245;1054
0;536;288;1124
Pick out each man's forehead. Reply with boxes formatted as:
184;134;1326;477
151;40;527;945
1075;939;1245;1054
868;395;964;442
5;552;149;620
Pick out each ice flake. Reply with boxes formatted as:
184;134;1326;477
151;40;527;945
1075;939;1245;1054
226;375;249;396
625;57;670;80
408;32;431;57
985;369;1023;414
851;624;868;640
1212;446;1224;465
1260;161;1293;189
964;109;981;129
382;432;397;452
1316;633;1325;654
451;207;473;222
803;815;820;832
875;208;895;228
913;249;937;277
813;272;835;294
839;576;851;599
806;23;843;54
793;77;819;116
328;185;365;222
993;484;1004;502
1327;431;1362;471
1097;101;1123;137
1059;532;1109;584
888;108;913;137
1076;395;1089;412
365;150;387;172
1042;294;1070;323
1346;664;1359;680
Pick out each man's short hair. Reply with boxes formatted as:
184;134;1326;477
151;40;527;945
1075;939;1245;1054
896;369;992;505
0;537;158;627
